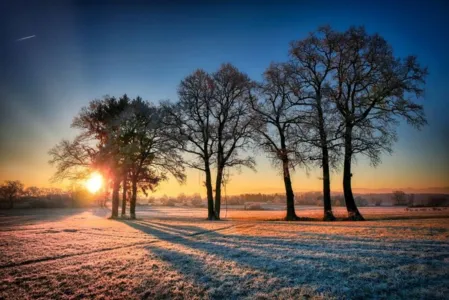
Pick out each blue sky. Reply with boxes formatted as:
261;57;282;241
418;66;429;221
0;0;448;193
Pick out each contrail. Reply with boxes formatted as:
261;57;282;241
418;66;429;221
15;35;36;42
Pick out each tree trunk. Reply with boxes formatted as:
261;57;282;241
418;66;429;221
205;163;216;220
282;158;299;221
121;177;127;218
111;178;120;218
130;178;137;219
316;93;335;221
343;125;364;221
322;146;335;221
102;185;108;208
214;166;224;220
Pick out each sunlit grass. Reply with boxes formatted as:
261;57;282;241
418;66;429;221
0;208;448;299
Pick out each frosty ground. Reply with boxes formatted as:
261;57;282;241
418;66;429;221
0;207;448;299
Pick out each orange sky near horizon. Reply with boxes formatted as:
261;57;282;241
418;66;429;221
1;143;448;196
0;106;447;196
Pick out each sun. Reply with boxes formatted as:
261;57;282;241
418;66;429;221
85;172;103;194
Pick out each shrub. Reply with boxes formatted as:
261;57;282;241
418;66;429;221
164;199;176;207
191;198;203;207
355;196;368;207
427;196;449;207
392;191;408;206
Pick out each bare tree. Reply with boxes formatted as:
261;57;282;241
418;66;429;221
210;64;255;219
329;26;427;220
48;134;107;207
48;134;97;182
24;186;42;198
0;180;24;209
163;70;218;220
165;64;255;220
249;63;308;221
289;26;342;221
392;190;407;206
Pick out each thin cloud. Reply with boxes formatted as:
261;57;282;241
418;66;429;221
15;35;36;42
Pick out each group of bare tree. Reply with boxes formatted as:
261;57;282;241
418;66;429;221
162;64;256;220
0;180;24;209
49;96;186;219
247;26;426;220
48;25;427;221
0;181;66;208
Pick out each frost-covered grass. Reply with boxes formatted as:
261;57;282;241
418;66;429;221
0;207;448;299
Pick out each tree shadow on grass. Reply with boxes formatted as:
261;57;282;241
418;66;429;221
122;220;449;299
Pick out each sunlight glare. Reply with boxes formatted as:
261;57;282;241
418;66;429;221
85;172;103;194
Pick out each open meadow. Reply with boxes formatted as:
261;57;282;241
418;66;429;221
1;206;448;299
2;0;449;299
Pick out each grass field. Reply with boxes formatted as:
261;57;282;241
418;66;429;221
1;207;448;299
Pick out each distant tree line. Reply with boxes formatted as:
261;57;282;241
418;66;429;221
2;183;448;210
47;25;427;221
122;191;449;209
0;181;101;209
142;192;353;207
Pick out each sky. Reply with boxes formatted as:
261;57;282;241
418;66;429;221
0;0;448;196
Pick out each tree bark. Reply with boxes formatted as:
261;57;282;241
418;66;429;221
214;166;224;220
205;162;216;220
282;158;299;221
316;93;335;221
343;125;364;221
121;176;127;218
321;147;335;221
111;178;120;218
130;178;137;219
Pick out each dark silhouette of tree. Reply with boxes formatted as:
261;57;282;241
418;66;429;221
24;186;42;198
328;26;427;220
0;180;24;209
116;98;185;219
289;26;342;221
210;64;255;219
50;94;184;219
48;134;108;205
392;190;407;206
121;173;128;217
165;64;255;220
70;95;131;218
163;69;217;219
249;63;308;221
48;134;97;182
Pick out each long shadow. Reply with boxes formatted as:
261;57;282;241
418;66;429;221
136;219;449;250
133;220;449;265
135;220;209;235
124;221;346;299
122;220;449;299
264;219;449;230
